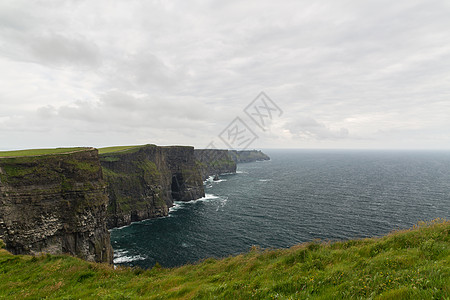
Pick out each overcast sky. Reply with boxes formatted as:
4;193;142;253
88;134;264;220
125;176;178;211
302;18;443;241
1;0;449;150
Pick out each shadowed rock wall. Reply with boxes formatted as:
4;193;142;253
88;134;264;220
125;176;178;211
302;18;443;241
194;149;237;180
100;145;205;228
0;149;112;263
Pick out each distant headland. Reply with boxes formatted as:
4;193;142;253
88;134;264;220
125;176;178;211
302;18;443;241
0;145;270;262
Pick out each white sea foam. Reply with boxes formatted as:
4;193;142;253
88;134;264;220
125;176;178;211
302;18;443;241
259;179;271;182
113;249;147;264
114;249;128;256
212;179;227;183
235;170;248;174
172;193;220;208
205;175;229;184
204;175;214;183
195;193;221;202
113;254;146;264
109;224;131;232
169;202;182;212
205;193;221;199
215;196;228;211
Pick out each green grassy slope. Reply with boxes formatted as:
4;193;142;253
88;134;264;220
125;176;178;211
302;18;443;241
0;148;88;157
98;145;146;155
0;145;150;157
0;219;448;299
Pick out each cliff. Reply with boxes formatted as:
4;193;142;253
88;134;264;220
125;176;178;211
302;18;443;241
0;149;112;263
194;149;237;180
0;145;269;263
229;150;270;163
193;149;270;180
100;145;204;228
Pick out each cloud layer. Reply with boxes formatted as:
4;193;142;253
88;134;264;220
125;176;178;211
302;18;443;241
1;0;449;150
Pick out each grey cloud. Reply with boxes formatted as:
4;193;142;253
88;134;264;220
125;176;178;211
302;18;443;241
0;1;100;68
104;52;183;91
286;116;350;140
31;91;215;133
29;33;100;67
1;0;449;150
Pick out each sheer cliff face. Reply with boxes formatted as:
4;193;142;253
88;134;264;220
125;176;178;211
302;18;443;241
0;149;112;263
194;149;237;180
228;150;270;163
100;145;205;228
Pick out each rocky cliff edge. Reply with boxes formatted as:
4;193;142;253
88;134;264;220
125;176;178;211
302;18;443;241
0;149;112;263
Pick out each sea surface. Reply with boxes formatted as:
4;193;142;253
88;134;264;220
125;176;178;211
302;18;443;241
110;149;450;268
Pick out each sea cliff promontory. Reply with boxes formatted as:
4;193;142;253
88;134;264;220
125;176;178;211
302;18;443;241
194;149;271;180
0;145;270;262
99;145;205;228
101;146;271;227
229;150;270;163
194;149;236;180
0;148;112;263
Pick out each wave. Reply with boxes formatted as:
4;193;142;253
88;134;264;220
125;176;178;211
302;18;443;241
212;179;227;183
109;227;123;232
220;172;236;176
113;254;147;264
171;193;228;213
174;193;221;204
169;202;183;213
258;179;271;182
204;175;214;184
113;249;147;264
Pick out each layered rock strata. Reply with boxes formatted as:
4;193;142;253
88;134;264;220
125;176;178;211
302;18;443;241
100;145;205;228
0;149;112;263
194;149;237;180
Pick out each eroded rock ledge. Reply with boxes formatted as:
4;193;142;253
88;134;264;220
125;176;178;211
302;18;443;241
100;145;205;228
0;149;112;263
0;145;270;262
194;149;236;180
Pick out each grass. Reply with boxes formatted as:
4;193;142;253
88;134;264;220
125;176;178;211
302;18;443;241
0;219;448;299
0;148;88;157
0;145;145;157
98;145;145;155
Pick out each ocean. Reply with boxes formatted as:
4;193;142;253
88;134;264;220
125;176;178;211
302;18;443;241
110;149;450;269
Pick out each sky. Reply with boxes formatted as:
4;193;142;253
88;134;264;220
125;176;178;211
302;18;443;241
0;0;449;151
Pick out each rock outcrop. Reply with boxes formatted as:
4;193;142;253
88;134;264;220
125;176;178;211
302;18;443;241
194;149;237;180
0;149;112;263
100;145;205;228
228;150;270;163
0;144;270;263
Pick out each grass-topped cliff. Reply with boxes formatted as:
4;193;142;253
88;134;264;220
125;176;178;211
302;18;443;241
99;145;204;228
0;148;112;263
228;150;270;163
0;147;90;157
194;149;236;180
0;219;448;299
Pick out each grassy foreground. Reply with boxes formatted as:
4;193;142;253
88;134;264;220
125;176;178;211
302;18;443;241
0;148;88;157
0;220;448;299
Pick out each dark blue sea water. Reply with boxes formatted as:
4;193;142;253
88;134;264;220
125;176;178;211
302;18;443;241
110;149;450;269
